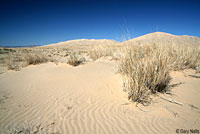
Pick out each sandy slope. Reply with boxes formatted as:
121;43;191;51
41;39;120;49
123;32;200;46
0;60;200;134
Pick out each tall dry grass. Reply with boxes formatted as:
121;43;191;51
119;44;200;105
6;50;50;71
166;44;200;71
24;52;49;65
89;45;116;60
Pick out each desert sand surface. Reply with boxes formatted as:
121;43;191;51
0;32;200;134
0;61;200;134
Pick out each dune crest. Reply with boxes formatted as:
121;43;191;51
123;32;200;46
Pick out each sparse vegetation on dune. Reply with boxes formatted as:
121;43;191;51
118;43;200;105
89;45;114;60
24;52;49;65
7;57;23;71
89;44;123;60
1;36;200;105
6;50;50;71
166;44;200;71
67;52;86;66
0;48;16;54
2;47;87;71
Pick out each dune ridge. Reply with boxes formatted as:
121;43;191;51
123;32;200;46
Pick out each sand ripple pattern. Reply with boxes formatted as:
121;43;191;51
1;62;199;133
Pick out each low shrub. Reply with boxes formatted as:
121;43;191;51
24;52;49;65
6;51;50;71
67;52;85;66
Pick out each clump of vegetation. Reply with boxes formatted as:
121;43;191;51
119;44;171;105
7;54;25;71
7;61;21;71
89;45;115;60
24;52;49;65
67;52;85;66
166;44;200;71
6;50;50;71
119;44;200;105
0;48;16;54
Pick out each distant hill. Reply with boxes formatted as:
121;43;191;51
41;32;200;48
123;32;200;46
43;39;120;48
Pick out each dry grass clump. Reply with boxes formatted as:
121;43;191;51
7;54;26;71
67;52;85;66
7;60;22;71
89;45;115;60
0;48;17;67
166;45;200;71
119;44;171;105
24;52;49;65
119;44;200;105
6;50;50;71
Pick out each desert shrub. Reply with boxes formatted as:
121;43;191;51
119;44;171;105
7;60;21;71
7;55;25;71
6;50;50;71
166;45;200;71
119;43;200;104
24;52;49;65
67;52;85;66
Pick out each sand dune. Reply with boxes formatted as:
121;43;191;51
123;32;200;46
40;32;200;48
42;39;120;48
0;32;200;133
0;60;200;133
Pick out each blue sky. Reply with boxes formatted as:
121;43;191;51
0;0;200;46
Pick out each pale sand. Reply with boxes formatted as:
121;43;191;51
0;59;200;133
123;32;200;46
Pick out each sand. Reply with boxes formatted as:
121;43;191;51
123;32;200;46
0;59;200;133
0;32;200;133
